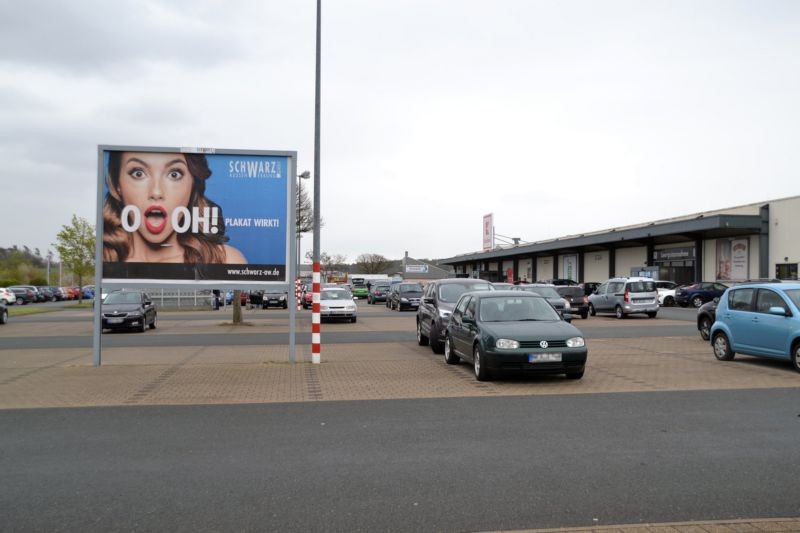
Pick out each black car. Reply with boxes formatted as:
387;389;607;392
555;285;590;319
416;278;494;354
36;287;55;302
0;302;7;325
388;282;424;311
8;287;35;305
367;283;391;305
581;282;600;296
101;290;157;332
696;298;718;341
262;290;288;309
444;290;587;381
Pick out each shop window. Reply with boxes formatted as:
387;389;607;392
776;263;798;280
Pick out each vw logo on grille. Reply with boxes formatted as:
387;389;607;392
539;340;548;349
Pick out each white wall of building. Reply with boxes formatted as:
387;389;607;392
584;250;608;282
537;256;553;280
769;197;800;272
615;247;647;277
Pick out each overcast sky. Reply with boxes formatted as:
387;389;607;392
1;0;798;263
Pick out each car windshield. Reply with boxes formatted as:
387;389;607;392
104;292;141;304
782;289;800;310
399;284;423;293
438;282;493;303
321;290;351;300
519;286;560;299
479;296;560;322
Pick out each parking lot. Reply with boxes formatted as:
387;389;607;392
1;303;798;409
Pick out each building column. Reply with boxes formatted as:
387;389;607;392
694;236;703;282
760;204;769;278
608;246;616;278
578;252;585;283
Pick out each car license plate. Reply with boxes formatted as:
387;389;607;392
108;318;124;324
529;353;562;363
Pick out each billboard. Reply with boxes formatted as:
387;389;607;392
482;213;493;251
716;238;749;281
98;146;295;286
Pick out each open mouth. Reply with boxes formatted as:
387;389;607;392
144;205;167;234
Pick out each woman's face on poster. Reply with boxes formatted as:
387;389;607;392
117;152;194;244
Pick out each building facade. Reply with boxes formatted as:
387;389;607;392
440;196;800;285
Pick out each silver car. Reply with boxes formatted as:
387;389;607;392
588;277;659;319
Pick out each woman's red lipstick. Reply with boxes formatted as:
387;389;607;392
144;205;167;234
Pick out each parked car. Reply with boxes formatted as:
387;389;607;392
13;285;43;302
416;278;494;354
36;286;54;302
709;282;800;372
101;289;157;332
539;278;578;286
675;282;728;308
387;282;424;311
367;283;391;305
443;290;587;381
491;282;515;290
302;289;313;309
512;283;571;315
262;290;288;309
0;288;15;305
555;285;589;319
581;282;600;296
654;281;679;307
82;285;95;299
0;302;7;325
319;287;357;322
697;298;718;341
8;286;35;305
349;279;369;300
588;277;659;319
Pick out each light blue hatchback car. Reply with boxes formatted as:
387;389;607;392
710;282;800;372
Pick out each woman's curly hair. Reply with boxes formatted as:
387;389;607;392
103;152;228;263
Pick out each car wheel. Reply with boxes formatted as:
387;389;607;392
473;344;491;381
589;303;596;316
351;316;357;323
139;319;147;333
699;317;712;341
16;297;23;306
0;309;7;325
647;311;657;318
566;369;584;380
692;296;704;308
430;323;444;354
444;335;460;365
149;313;157;329
615;305;624;319
712;332;735;361
416;321;429;346
664;296;675;307
580;310;588;319
792;342;800;373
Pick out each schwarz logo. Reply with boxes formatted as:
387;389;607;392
539;340;549;349
228;160;282;179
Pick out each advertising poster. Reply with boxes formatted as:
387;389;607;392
563;255;578;282
100;147;292;285
730;238;749;280
716;240;732;280
482;213;493;251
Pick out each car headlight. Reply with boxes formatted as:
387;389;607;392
345;304;355;311
279;295;286;301
400;297;409;302
128;311;143;318
495;339;520;350
438;309;451;319
566;337;585;348
321;305;329;311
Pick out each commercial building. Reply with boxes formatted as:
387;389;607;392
440;195;800;285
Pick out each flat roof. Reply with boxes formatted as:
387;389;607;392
440;214;763;264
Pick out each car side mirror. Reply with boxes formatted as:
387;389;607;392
769;306;788;316
144;300;152;306
462;314;475;324
562;313;573;323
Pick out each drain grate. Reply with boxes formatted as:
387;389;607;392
304;365;323;400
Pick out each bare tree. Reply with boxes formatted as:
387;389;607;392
355;253;390;274
305;251;348;280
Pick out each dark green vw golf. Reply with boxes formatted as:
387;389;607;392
444;290;588;381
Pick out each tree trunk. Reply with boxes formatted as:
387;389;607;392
232;290;243;324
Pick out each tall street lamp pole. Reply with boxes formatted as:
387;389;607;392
311;0;322;365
